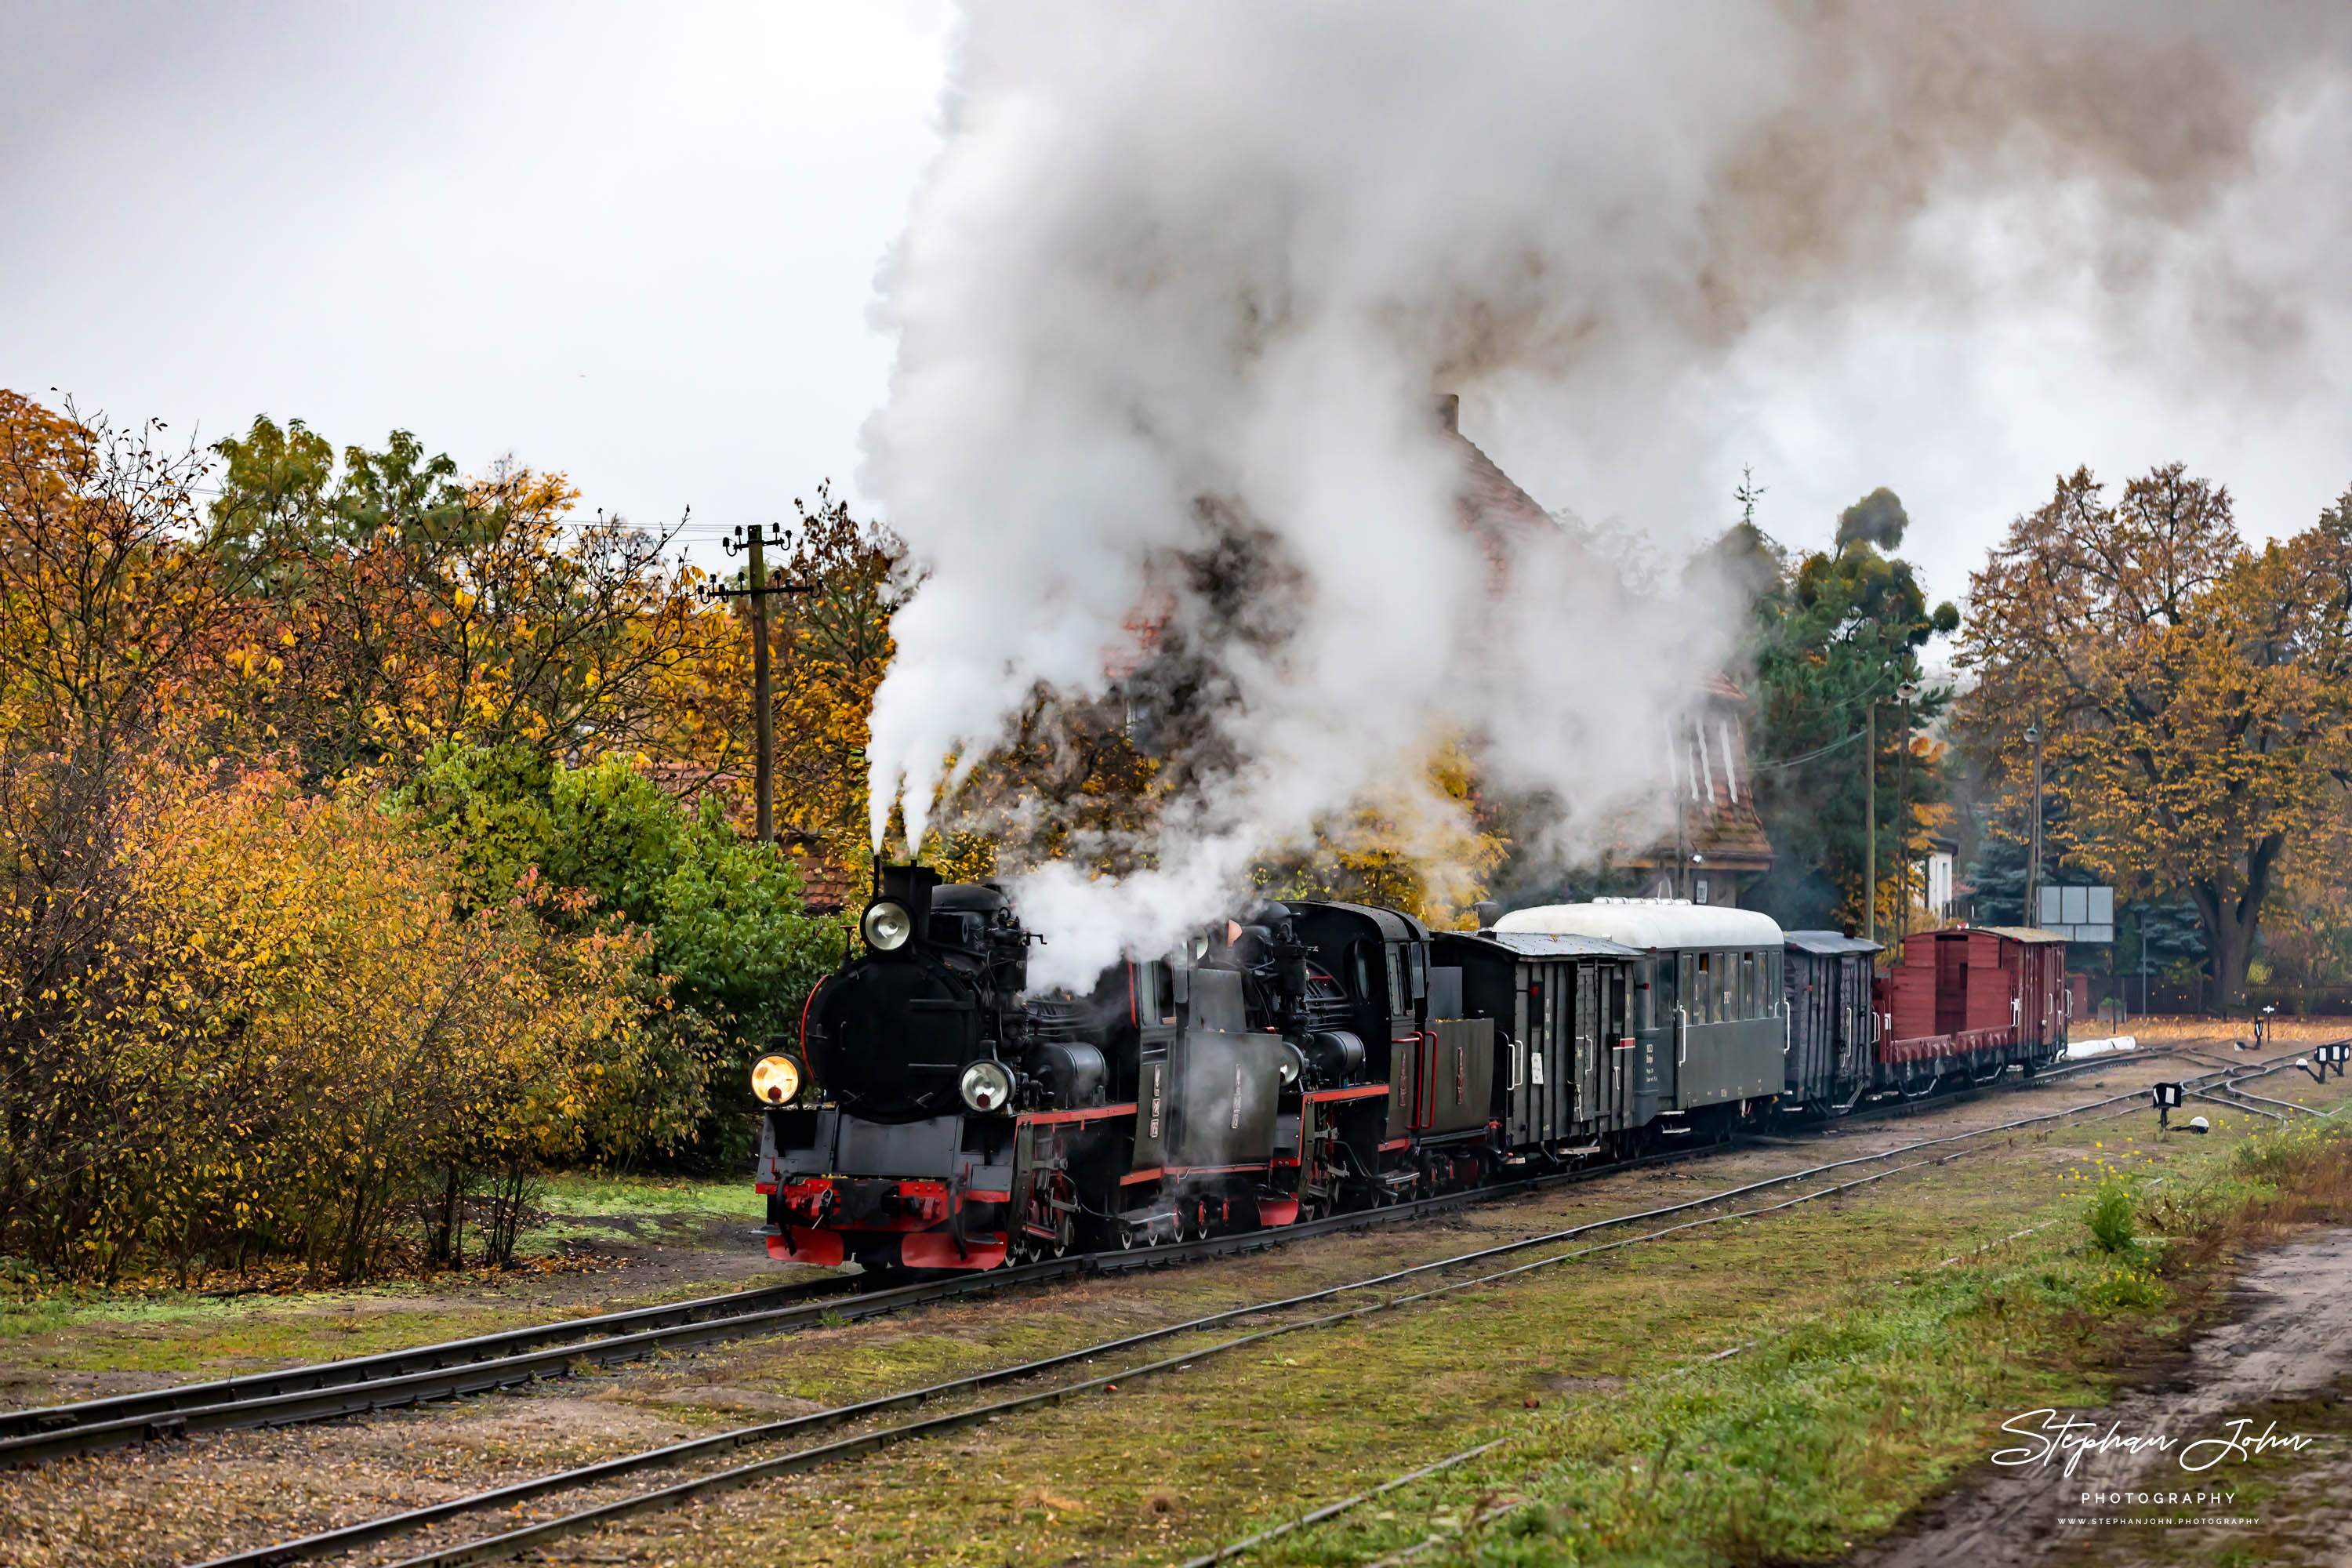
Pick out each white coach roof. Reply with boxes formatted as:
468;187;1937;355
1493;900;1784;951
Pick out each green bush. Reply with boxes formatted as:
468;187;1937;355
396;742;840;1165
2087;1178;2139;1255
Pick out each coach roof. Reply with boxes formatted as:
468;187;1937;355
1446;930;1645;960
1783;929;1883;956
1493;900;1784;951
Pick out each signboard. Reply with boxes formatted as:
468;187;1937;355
2038;884;2114;943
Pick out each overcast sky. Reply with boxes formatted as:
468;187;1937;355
2;1;953;568
5;3;2349;605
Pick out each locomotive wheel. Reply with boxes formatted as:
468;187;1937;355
1117;1222;1140;1250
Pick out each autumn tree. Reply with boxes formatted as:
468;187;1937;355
0;393;249;757
205;415;726;779
1957;465;2352;1007
0;758;676;1283
1254;744;1508;928
0;392;261;1281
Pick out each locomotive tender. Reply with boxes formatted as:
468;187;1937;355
753;868;2072;1273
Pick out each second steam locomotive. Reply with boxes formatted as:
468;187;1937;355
754;866;2071;1272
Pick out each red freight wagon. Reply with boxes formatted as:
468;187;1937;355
1873;926;2070;1089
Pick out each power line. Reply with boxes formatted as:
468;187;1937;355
1752;727;1865;771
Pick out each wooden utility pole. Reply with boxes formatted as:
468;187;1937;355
1896;684;1913;952
712;524;812;844
1864;700;1876;946
2025;716;2045;931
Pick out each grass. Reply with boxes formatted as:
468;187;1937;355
1237;1105;2352;1566
508;1079;2352;1568
0;1171;768;1378
538;1171;765;1221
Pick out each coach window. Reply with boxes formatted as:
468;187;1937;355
1739;951;1755;1018
1719;952;1735;1020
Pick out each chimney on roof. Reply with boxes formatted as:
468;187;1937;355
1434;392;1459;434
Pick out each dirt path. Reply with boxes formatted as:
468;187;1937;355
1859;1227;2352;1568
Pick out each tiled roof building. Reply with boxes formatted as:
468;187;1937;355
1622;673;1775;907
1437;396;1774;909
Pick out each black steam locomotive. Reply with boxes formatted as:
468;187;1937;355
753;866;2071;1272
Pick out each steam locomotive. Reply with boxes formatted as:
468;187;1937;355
753;866;2071;1273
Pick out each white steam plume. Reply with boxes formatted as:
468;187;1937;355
862;2;2352;986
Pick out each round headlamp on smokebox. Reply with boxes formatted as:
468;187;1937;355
750;1052;803;1106
861;899;912;952
958;1059;1014;1113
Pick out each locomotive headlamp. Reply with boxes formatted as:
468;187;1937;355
958;1059;1014;1113
862;899;913;952
750;1052;803;1105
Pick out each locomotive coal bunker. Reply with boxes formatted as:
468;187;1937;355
752;869;2073;1275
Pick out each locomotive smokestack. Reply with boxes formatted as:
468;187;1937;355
1434;392;1459;434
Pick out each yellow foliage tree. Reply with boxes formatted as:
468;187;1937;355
0;760;679;1283
1958;466;2352;1006
205;416;728;779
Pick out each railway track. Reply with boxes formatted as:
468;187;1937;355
172;1051;2292;1568
0;1042;2202;1475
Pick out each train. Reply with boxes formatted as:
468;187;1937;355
753;866;2072;1273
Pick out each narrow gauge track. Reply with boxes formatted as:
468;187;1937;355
186;1053;2273;1568
0;1045;2196;1474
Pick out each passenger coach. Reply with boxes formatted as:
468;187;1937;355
1478;901;1790;1137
